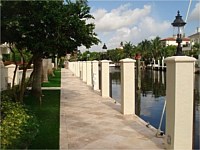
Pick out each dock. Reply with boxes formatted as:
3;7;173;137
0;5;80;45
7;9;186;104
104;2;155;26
60;68;165;149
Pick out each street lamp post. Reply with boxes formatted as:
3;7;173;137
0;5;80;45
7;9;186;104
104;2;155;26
102;43;107;59
87;53;90;61
55;54;58;69
102;43;107;50
171;11;186;56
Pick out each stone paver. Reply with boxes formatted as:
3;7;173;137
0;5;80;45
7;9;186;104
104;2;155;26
60;68;165;149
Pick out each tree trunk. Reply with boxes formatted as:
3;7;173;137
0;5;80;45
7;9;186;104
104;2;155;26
19;56;33;102
9;47;17;89
32;55;42;99
27;69;34;88
9;46;18;102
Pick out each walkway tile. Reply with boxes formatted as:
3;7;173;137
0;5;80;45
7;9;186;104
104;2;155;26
60;68;165;149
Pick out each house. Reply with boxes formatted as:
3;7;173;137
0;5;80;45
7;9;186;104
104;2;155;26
188;27;200;68
160;36;190;48
188;27;200;46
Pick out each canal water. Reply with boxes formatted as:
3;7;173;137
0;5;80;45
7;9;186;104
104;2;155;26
109;67;199;149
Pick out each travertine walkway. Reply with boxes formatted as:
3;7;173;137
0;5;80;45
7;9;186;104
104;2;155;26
60;68;165;149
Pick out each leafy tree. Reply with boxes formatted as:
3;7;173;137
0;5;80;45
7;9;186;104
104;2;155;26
107;49;125;62
1;0;100;101
189;42;200;58
76;51;100;61
77;51;90;61
162;45;176;57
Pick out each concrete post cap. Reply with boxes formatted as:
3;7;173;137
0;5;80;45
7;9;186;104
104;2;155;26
164;56;196;63
5;64;17;68
92;60;99;63
101;60;112;63
120;58;136;63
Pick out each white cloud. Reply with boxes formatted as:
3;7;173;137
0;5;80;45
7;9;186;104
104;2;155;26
81;3;171;52
106;17;170;49
189;2;200;21
91;4;151;32
139;17;170;35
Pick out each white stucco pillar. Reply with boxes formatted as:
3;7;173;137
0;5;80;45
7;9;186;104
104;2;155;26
42;59;49;82
70;62;73;71
77;61;81;77
48;58;54;76
74;62;76;76
76;61;79;77
5;64;19;87
162;71;165;84
82;61;87;82
71;62;74;74
164;56;196;150
162;56;165;70
92;60;99;91
69;62;72;72
73;62;75;75
0;52;7;91
68;62;71;70
74;62;76;75
86;61;92;86
153;58;155;67
80;61;83;80
158;59;160;68
120;58;136;115
55;55;58;69
101;60;110;97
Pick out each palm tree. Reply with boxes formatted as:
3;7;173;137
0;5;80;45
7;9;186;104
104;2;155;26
123;41;135;58
137;39;152;59
151;36;162;60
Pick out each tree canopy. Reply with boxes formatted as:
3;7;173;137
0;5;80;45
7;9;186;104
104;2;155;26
1;0;100;57
1;0;100;99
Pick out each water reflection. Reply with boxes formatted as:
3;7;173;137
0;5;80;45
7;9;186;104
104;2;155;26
141;70;166;98
110;67;199;149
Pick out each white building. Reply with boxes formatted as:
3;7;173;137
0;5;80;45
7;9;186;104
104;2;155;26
160;37;190;47
188;27;200;46
188;27;200;67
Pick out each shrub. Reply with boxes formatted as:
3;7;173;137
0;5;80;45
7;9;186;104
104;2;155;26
1;86;20;102
0;98;39;149
1;90;14;102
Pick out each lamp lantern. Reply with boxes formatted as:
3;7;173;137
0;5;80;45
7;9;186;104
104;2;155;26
102;43;107;50
171;11;186;56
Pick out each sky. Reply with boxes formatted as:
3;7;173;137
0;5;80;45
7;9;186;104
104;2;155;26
79;0;200;52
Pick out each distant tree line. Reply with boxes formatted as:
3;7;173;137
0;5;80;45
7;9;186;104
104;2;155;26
76;36;199;65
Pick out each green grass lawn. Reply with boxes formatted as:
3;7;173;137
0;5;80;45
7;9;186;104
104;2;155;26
42;68;61;87
24;90;60;149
